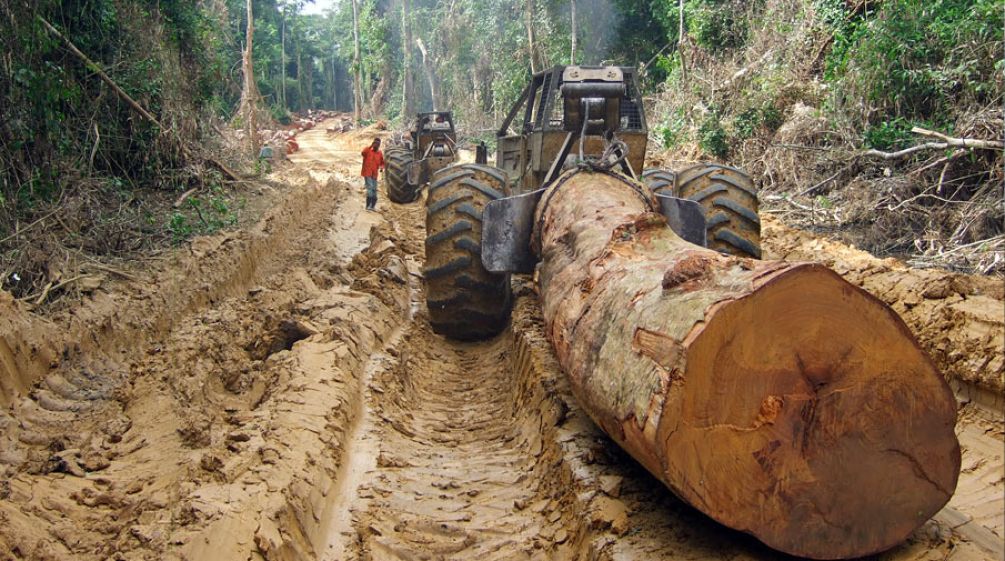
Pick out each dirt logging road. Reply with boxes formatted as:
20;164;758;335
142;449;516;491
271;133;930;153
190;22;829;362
0;123;1002;561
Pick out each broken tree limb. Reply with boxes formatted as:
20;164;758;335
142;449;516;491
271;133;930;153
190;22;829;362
862;141;954;160
861;127;1003;160
533;169;960;559
911;126;1005;150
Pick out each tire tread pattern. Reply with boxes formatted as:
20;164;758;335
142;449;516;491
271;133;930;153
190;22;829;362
386;148;421;203
675;163;762;259
641;168;677;195
423;163;512;340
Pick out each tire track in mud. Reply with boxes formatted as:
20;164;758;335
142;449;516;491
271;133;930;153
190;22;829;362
317;190;588;560
0;127;412;560
342;328;573;560
312;125;1000;561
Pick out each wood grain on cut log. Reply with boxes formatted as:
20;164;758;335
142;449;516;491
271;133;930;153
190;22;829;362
534;169;960;559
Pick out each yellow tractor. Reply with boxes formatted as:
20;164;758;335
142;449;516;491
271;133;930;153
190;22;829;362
423;66;761;339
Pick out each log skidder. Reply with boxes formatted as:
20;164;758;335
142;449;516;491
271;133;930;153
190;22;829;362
386;111;458;204
422;66;960;558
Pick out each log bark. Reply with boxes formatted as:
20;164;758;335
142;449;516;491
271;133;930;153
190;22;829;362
533;170;960;559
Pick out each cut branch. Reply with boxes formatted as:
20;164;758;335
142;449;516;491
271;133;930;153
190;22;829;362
861;142;953;160
911;126;1004;149
862;127;1003;160
533;170;960;559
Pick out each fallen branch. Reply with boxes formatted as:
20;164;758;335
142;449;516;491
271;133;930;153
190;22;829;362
773;143;844;153
0;207;62;245
38;17;159;125
861;142;952;160
18;274;85;307
84;262;139;282
796;169;841;196
912;126;1005;150
206;156;241;182
862;128;1003;160
38;16;240;182
173;188;199;208
909;149;967;176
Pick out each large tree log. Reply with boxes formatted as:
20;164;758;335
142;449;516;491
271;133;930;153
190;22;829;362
534;170;960;559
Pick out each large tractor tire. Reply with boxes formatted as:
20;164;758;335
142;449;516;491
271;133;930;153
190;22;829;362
641;168;676;195
423;164;512;340
675;163;761;259
386;147;420;203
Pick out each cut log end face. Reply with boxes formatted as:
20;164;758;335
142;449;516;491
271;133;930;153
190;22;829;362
671;264;960;559
534;170;961;560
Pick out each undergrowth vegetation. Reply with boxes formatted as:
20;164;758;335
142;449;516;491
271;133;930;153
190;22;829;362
648;0;1003;273
0;0;253;302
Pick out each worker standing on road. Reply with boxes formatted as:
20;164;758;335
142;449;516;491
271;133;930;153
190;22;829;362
360;137;385;211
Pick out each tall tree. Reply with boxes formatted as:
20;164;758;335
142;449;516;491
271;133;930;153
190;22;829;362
239;0;260;156
401;0;415;119
570;0;577;63
351;0;363;122
416;38;439;110
678;0;688;80
525;0;538;73
280;13;287;108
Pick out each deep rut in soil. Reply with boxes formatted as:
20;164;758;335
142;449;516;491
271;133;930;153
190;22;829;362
333;328;581;560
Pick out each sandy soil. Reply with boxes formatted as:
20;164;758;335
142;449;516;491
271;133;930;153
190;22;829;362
0;123;1001;560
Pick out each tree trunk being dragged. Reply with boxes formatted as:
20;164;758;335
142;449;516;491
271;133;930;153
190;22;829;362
534;170;960;559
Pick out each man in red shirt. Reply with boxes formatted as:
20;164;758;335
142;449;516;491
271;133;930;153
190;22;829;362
360;138;385;211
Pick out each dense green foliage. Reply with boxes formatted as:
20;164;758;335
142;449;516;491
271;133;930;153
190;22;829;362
823;0;1003;148
6;0;996;175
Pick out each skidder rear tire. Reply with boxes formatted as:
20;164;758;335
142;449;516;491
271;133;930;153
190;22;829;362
641;168;676;195
423;164;512;340
676;163;761;259
386;148;420;203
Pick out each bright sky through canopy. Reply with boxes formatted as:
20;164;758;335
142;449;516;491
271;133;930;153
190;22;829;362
300;0;335;15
